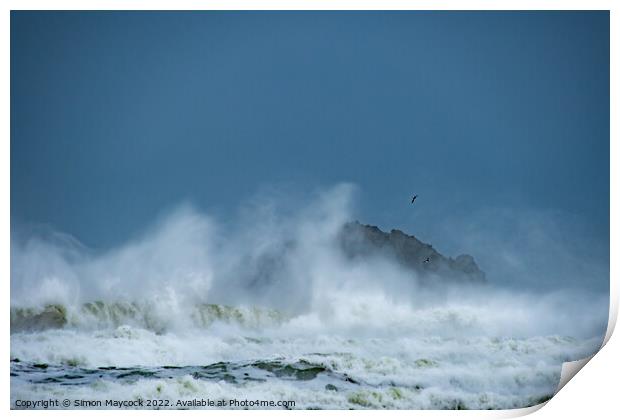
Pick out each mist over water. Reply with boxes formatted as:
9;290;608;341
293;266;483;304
10;183;609;409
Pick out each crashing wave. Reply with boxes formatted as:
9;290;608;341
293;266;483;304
10;302;288;333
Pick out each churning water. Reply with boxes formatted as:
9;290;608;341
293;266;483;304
10;185;608;409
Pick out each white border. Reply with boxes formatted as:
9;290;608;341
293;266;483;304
1;1;617;11
2;2;616;419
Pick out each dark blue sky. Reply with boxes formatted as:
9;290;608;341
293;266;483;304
11;11;609;254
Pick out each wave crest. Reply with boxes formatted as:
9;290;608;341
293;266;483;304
11;302;288;333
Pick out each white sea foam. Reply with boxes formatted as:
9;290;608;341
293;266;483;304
11;332;600;409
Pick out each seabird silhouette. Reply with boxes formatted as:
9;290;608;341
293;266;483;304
424;257;431;263
411;194;418;204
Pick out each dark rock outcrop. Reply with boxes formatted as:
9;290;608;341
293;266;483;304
338;221;486;284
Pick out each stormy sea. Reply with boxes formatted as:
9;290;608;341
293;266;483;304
10;185;607;409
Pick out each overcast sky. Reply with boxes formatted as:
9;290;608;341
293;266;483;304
11;11;609;279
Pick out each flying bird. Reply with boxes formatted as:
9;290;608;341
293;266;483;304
424;257;431;263
411;194;418;204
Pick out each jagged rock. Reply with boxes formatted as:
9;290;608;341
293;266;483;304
339;221;486;284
